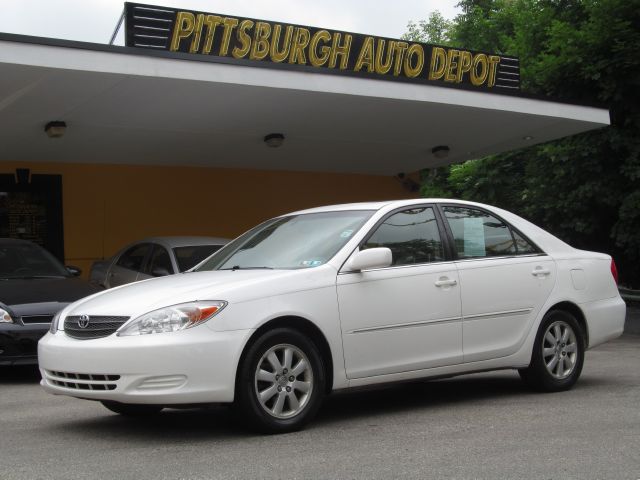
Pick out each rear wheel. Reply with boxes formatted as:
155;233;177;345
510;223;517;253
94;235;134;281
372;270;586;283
235;328;326;433
519;310;585;392
101;401;163;416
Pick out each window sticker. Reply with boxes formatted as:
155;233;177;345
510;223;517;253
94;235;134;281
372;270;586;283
340;229;354;238
300;260;323;267
463;217;485;257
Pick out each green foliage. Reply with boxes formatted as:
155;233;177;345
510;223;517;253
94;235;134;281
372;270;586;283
402;11;453;44
411;0;640;286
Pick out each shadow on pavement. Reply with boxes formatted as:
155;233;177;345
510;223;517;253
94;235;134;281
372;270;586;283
43;367;618;441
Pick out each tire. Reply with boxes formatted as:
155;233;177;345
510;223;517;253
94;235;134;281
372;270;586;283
101;401;163;417
519;310;585;392
235;328;326;434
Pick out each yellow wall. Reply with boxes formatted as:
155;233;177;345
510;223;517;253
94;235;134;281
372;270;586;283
0;161;413;276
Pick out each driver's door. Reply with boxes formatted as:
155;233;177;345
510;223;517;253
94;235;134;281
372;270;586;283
337;206;463;379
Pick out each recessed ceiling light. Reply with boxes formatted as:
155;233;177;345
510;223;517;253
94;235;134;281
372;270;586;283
431;145;450;159
44;121;67;138
264;133;285;148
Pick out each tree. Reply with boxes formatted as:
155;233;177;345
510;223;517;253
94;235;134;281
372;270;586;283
409;0;640;286
402;11;452;44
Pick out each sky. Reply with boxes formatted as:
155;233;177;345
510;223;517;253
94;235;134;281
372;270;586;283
0;0;460;45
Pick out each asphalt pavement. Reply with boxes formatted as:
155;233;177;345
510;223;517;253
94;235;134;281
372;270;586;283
1;335;639;480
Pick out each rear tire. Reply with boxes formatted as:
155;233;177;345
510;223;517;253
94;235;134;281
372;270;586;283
519;310;585;392
101;401;163;416
235;328;326;434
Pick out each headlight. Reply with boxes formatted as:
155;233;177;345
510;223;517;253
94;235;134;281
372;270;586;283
49;311;62;334
0;308;14;324
117;301;227;336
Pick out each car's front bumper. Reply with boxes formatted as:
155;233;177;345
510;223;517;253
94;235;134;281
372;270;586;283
0;323;49;366
38;326;254;404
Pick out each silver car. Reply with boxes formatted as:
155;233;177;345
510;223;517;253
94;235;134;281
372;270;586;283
89;236;228;289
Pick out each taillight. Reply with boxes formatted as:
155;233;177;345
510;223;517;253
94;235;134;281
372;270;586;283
610;259;619;285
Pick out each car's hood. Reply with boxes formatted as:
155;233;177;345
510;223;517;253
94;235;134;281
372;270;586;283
64;267;336;318
0;277;99;307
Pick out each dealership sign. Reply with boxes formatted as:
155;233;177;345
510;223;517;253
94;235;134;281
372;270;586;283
125;2;520;91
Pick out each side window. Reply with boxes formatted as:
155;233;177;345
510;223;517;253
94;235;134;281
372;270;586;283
146;245;173;276
512;230;537;255
116;243;151;272
363;207;445;266
442;206;516;258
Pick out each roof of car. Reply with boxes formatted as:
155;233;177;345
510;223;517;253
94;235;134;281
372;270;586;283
137;236;229;248
286;198;483;215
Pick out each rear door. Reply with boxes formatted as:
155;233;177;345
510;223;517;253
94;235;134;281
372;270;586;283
440;205;556;362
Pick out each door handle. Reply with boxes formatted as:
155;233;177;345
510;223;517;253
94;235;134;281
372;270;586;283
531;267;551;277
435;278;457;287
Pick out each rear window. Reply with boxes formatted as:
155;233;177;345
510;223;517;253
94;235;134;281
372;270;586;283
173;245;224;271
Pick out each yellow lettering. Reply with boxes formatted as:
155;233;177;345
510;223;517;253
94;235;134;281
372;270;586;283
355;36;375;72
188;14;205;53
374;39;394;75
270;24;294;62
232;19;253;59
220;17;239;56
169;12;195;51
428;47;447;80
329;33;352;69
201;15;222;55
456;50;473;82
487;55;501;87
289;28;311;64
392;42;408;76
444;49;460;82
403;44;424;78
309;30;331;67
250;21;271;60
470;53;488;86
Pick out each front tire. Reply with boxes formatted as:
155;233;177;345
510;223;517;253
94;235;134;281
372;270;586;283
519;310;585;392
235;328;326;433
101;401;163;416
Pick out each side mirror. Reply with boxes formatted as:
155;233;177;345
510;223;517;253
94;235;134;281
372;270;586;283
345;248;392;272
151;267;171;277
65;265;82;277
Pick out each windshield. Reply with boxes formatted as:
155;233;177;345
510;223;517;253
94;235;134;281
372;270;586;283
0;242;69;279
196;210;374;271
173;245;224;272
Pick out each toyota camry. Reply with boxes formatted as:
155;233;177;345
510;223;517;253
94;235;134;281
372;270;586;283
38;199;625;433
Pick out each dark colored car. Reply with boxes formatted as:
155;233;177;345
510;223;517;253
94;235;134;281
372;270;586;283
0;238;99;365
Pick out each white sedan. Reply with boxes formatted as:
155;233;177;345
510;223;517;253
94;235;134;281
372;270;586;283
39;199;625;433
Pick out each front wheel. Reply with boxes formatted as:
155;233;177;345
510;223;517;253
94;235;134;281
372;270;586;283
235;328;326;433
101;401;163;416
519;310;585;392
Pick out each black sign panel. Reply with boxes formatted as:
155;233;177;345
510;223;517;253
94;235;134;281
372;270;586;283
124;2;520;92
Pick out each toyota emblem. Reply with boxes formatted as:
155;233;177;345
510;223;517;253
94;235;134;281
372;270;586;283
78;315;90;329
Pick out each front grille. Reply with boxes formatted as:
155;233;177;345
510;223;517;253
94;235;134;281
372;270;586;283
45;370;120;391
64;315;129;340
21;315;54;324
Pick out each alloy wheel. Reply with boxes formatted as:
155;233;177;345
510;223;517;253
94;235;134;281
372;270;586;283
254;343;314;419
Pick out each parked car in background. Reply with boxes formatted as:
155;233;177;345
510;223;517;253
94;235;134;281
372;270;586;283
0;238;98;365
89;236;229;289
40;200;625;433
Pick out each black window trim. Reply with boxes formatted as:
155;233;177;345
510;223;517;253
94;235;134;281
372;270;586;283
115;242;154;272
339;203;455;274
145;243;175;275
435;203;546;262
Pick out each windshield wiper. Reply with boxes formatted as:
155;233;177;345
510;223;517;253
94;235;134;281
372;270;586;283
220;266;274;271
